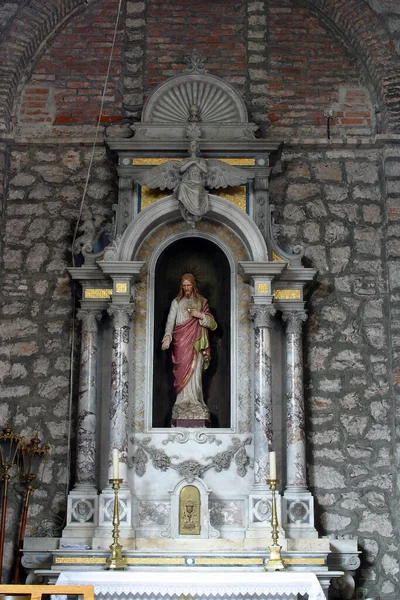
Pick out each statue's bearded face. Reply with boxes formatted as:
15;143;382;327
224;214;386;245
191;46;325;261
182;280;194;297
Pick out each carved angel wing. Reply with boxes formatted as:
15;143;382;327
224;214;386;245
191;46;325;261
205;160;255;189
134;160;182;190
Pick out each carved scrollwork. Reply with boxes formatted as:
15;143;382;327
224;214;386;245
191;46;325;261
103;234;122;261
161;431;222;445
184;49;208;74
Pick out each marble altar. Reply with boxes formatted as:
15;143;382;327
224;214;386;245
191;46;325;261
22;52;361;600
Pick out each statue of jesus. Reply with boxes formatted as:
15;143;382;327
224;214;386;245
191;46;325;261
162;273;217;423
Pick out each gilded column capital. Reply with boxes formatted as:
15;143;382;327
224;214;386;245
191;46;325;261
282;310;308;334
107;303;135;328
249;304;276;329
77;309;102;333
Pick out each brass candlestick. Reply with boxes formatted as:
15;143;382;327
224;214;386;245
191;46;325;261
105;478;127;570
265;478;285;571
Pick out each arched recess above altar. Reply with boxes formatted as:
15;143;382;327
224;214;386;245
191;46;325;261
98;192;283;435
66;54;323;548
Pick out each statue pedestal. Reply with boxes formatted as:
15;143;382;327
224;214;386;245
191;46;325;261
172;418;211;428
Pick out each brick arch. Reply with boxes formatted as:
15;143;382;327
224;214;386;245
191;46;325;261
1;1;399;135
0;0;84;133
300;0;400;133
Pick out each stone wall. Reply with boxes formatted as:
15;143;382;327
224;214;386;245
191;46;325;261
270;145;398;597
0;0;399;597
0;144;115;574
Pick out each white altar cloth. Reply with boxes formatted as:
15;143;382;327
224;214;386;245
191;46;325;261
56;570;326;600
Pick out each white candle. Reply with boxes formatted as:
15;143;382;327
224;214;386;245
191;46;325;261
269;451;277;480
112;448;119;479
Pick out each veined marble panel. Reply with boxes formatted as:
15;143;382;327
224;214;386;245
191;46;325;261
209;500;244;528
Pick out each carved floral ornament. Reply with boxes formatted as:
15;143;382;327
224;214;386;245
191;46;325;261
131;437;251;482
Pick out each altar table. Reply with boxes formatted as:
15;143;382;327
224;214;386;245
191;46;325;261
56;570;326;600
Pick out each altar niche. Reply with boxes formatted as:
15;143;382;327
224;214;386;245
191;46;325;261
152;237;230;429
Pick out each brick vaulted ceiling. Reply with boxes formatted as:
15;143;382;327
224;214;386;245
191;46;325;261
0;0;399;134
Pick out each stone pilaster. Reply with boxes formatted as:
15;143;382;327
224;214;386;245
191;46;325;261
253;172;270;242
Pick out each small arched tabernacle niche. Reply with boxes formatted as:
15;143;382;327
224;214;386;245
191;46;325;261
152;236;231;428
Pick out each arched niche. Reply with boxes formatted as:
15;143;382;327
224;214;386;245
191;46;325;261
152;236;231;428
117;195;268;262
136;223;246;434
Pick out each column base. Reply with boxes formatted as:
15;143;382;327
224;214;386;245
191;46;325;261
91;485;136;550
282;488;318;538
62;485;98;544
246;490;284;536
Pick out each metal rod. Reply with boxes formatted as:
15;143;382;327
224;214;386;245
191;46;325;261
0;472;10;583
13;486;32;583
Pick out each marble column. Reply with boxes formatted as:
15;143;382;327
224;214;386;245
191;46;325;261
62;308;102;539
282;310;317;538
107;302;135;482
250;304;276;485
282;310;308;490
75;308;102;488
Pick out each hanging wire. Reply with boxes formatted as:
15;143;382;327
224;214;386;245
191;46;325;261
71;0;123;264
65;0;124;506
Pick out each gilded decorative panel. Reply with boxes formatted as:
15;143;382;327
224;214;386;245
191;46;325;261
179;485;201;535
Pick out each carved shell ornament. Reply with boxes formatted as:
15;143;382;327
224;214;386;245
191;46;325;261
147;80;242;123
142;52;248;124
